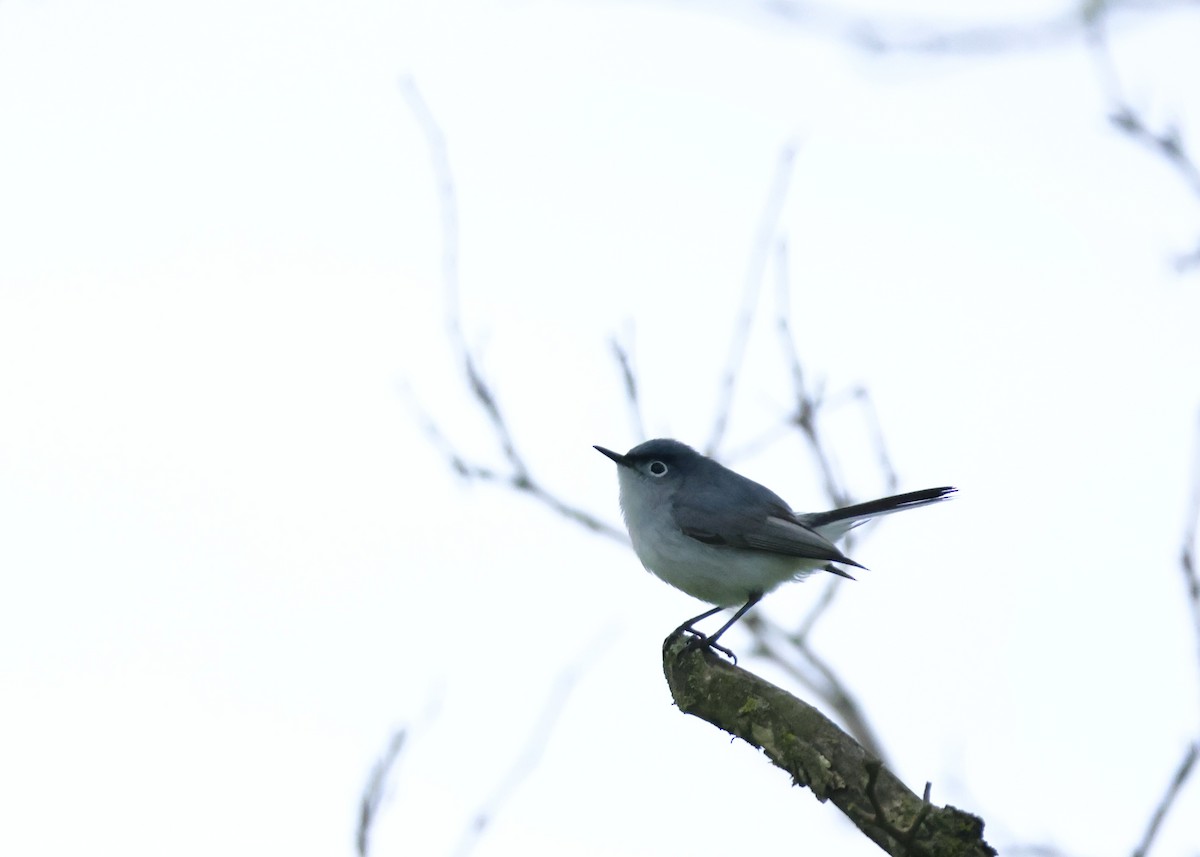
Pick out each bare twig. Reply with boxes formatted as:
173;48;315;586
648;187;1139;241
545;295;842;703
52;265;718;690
356;729;408;857
610;331;645;441
706;141;799;457
355;688;444;856
714;1;1200;272
846;385;900;496
773;239;849;508
821;0;1191;55
1131;742;1199;857
793;574;844;640
400;76;463;348
452;631;613;857
400;76;519;471
1182;410;1200;697
855;1;1200;271
774;237;900;521
666;0;1133;54
1087;20;1200;270
1123;413;1200;857
400;79;626;541
853;9;1092;55
769;237;899;632
406;383;625;538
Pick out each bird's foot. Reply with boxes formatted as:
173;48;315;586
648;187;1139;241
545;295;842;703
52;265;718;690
677;627;737;664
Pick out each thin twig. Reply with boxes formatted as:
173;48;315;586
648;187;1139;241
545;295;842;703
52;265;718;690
355;689;443;856
852;386;900;494
846;0;1189;55
667;0;1131;54
610;331;645;441
773;239;849;508
400;76;463;348
1131;742;1199;857
400;80;625;541
403;382;625;539
1086;17;1200;270
1125;413;1200;857
356;729;408;857
793;574;843;640
707;141;799;456
1182;410;1200;698
401;76;523;476
452;630;614;857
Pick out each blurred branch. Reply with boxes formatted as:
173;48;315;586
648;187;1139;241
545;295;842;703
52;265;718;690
1124;412;1200;857
356;729;408;857
663;633;995;857
698;1;1200;271
743;612;890;763
610;330;646;442
774;238;900;513
1184;411;1200;685
452;632;612;857
408;384;625;539
400;77;463;349
721;0;1197;54
1087;19;1200;271
684;0;1097;53
355;688;444;856
853;0;1200;270
854;7;1087;54
400;77;625;541
706;141;799;457
1131;742;1198;857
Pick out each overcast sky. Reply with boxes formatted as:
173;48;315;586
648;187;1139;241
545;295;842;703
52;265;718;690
2;1;1199;856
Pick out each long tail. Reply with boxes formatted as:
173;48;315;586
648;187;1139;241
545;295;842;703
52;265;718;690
804;486;957;540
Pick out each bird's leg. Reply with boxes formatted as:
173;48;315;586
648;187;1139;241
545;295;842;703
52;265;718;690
672;605;725;640
681;590;763;662
673;605;738;660
677;593;763;663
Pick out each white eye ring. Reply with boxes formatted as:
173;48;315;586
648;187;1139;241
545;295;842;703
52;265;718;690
648;461;668;477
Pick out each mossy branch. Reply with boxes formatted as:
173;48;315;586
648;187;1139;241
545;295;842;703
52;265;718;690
662;633;995;857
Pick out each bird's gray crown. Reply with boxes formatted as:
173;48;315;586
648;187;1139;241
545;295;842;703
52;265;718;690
624;438;700;462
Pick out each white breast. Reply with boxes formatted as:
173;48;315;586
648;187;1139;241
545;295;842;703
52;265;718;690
616;469;820;606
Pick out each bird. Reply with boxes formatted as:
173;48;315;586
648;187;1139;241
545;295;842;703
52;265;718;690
594;438;955;659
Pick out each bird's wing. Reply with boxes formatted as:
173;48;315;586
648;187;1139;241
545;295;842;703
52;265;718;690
672;490;860;567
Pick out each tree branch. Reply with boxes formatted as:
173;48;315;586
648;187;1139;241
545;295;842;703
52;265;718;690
1131;742;1199;857
706;141;799;457
1180;409;1200;689
610;331;646;442
356;729;407;857
662;632;995;857
451;635;607;857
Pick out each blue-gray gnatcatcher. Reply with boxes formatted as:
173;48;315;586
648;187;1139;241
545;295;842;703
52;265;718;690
594;438;955;658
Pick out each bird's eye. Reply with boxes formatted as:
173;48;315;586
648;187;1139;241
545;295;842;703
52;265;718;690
648;461;668;477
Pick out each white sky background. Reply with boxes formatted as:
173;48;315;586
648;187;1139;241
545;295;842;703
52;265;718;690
2;0;1199;855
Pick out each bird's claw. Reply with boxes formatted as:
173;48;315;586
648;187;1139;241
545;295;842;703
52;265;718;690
678;628;738;665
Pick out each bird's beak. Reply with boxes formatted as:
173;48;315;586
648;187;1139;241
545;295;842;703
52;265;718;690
593;445;632;468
